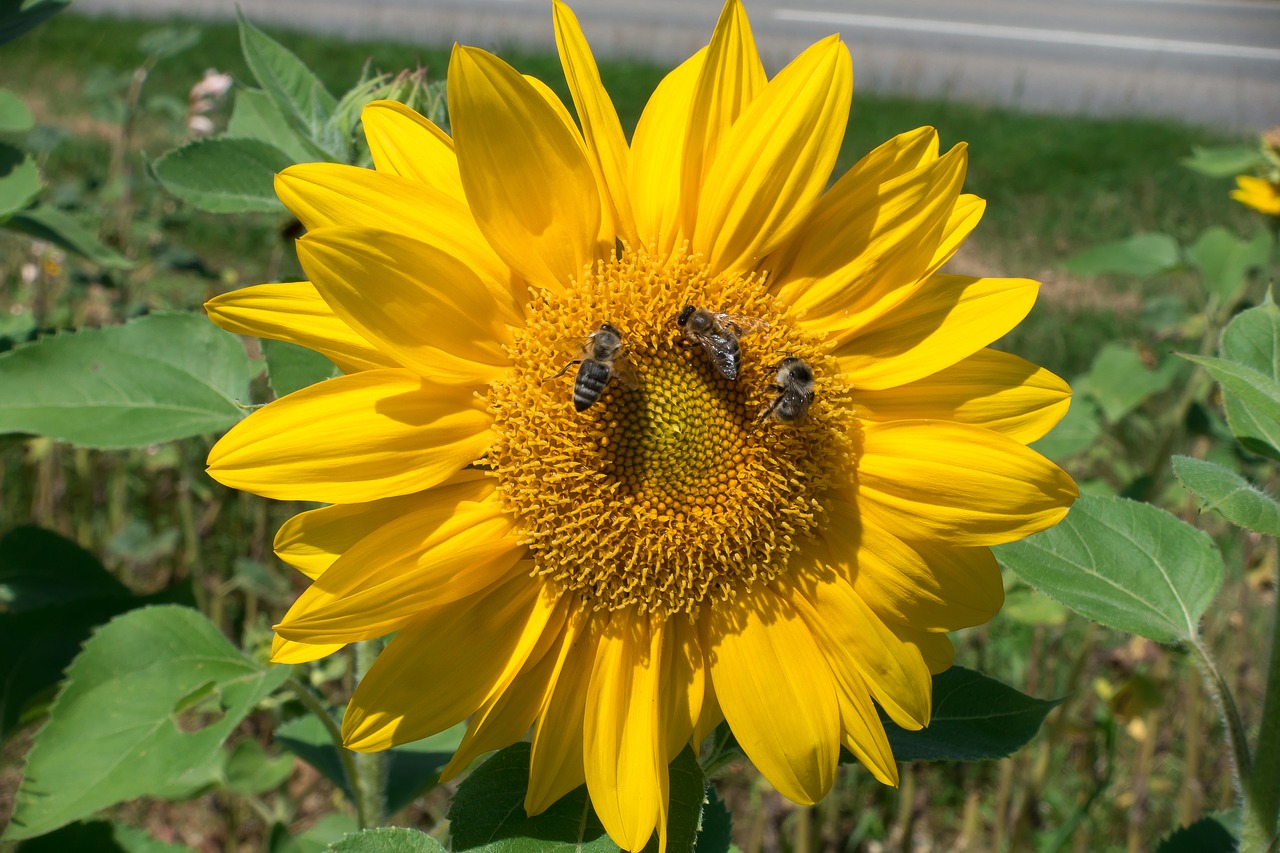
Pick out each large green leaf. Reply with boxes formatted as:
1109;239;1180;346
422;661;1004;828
449;743;707;853
1182;145;1267;178
1186;227;1273;304
328;829;447;853
1155;815;1237;853
1172;456;1280;537
0;141;40;217
1064;233;1180;277
3;606;291;840
880;667;1058;762
1220;298;1280;381
0;526;194;740
152;137;292;213
1183;353;1280;461
0;0;69;48
995;495;1224;643
262;338;339;398
0;89;34;133
237;14;342;161
0;313;253;449
227;88;316;164
3;205;133;268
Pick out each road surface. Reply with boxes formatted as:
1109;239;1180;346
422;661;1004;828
76;0;1280;132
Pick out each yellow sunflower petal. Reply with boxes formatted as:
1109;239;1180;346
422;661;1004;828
360;99;465;201
823;499;1003;631
448;44;601;291
926;192;985;274
204;282;393;374
585;613;666;853
894;625;955;675
1232;175;1280;216
272;474;488;578
629;48;705;256
269;634;344;665
553;0;637;244
833;274;1041;390
707;584;839;804
275;495;526;645
440;605;570;780
853;348;1071;443
527;613;594;815
771;144;967;333
834;668;899;787
661;618;705;759
342;575;559;751
790;570;932;730
297;227;513;385
691;670;724;748
856;420;1078;546
206;368;492;503
694;35;852;275
680;0;766;236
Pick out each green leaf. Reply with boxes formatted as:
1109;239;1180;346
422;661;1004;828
269;814;359;853
262;339;339;398
1030;397;1101;461
1063;233;1180;277
995;494;1224;643
328;828;447;853
1221;298;1280;381
5;205;133;268
0;88;34;132
152;137;292;213
227;88;315;164
1182;353;1280;461
1155;816;1237;853
0;141;40;217
4;606;291;841
0;526;194;740
0;0;69;48
1082;344;1180;423
137;26;201;60
697;790;732;853
224;738;295;795
1186;227;1273;303
0;313;253;449
1001;584;1070;627
1182;145;1267;178
1172;455;1280;537
11;820;198;852
276;714;463;815
879;667;1058;762
237;14;341;161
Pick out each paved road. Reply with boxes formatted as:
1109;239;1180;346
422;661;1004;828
76;0;1280;132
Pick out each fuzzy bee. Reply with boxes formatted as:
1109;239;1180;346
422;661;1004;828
548;323;637;412
755;357;816;425
676;306;763;380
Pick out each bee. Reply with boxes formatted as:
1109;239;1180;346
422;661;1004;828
676;306;760;380
547;323;637;412
755;357;816;426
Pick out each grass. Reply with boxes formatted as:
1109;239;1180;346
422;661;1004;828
1;8;1273;853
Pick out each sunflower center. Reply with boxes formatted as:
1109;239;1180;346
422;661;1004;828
486;248;850;616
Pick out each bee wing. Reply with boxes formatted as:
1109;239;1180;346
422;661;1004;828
717;314;769;337
551;335;591;358
612;357;642;390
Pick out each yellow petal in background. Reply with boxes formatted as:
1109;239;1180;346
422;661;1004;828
894;624;956;675
833;275;1040;390
925;192;986;275
342;575;558;751
553;0;637;244
270;633;344;665
694;35;852;275
527;614;595;815
707;584;839;804
772;144;966;333
298;226;513;385
272;473;489;578
661;617;705;760
834;666;899;787
629;48;705;257
361;99;465;202
206;368;492;503
680;0;765;237
853;348;1071;443
856;420;1079;546
448;45;601;291
204;282;394;374
585;613;667;853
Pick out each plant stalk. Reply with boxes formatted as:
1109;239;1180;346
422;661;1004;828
1190;638;1254;803
350;639;386;828
282;676;372;828
1242;538;1280;852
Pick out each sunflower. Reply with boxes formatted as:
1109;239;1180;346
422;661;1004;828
205;1;1077;848
1231;174;1280;217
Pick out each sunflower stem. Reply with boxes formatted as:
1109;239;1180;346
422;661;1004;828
1189;637;1255;837
1242;537;1280;853
350;639;387;828
282;676;369;827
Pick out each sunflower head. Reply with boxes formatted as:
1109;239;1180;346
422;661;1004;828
204;1;1078;850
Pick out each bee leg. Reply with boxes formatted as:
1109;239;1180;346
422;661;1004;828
545;359;582;382
752;386;785;428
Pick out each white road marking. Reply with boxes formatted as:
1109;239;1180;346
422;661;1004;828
774;9;1280;62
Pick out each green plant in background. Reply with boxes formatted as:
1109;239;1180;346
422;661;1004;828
1;4;1278;853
